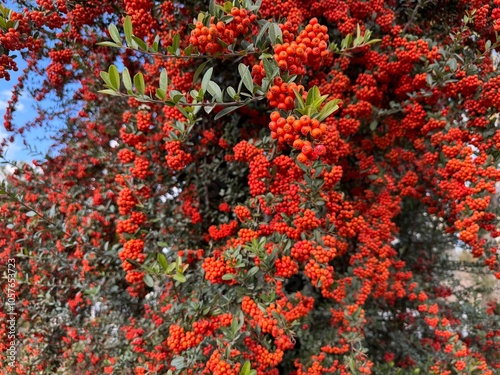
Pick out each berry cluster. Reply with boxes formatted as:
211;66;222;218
189;8;257;54
269;111;327;162
265;78;304;110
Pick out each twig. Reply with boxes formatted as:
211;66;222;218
120;45;261;60
110;91;264;107
402;0;422;34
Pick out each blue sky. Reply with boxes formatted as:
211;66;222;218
0;59;55;162
1;1;60;162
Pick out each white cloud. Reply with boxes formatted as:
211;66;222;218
0;89;27;112
0;127;22;160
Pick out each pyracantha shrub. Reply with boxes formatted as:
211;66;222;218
1;0;500;374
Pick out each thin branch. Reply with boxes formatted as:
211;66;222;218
1;187;74;239
119;45;261;60
110;91;264;107
402;0;422;34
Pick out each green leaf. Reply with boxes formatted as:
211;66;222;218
132;35;148;51
123;16;133;46
173;273;186;283
169;90;185;103
166;262;177;273
100;71;112;88
293;88;305;109
448;57;457;72
96;41;122;48
223;1;233;13
122;68;132;93
193;60;210;84
108;24;122;46
238;63;254;93
203;104;216;114
172;33;181;53
201;67;213;93
222;273;236;280
240;361;251;375
171;356;185;370
306;86;320;106
160;68;168;92
255;21;270;46
317;99;340;122
158;241;169;247
108;65;120;90
156;88;166;100
227;86;237;99
214;105;243;120
134;73;145;95
207;81;223;102
209;0;216;15
247;266;259;277
26;211;37;217
353;24;363;47
152;34;160;52
157;253;168;271
98;89;120;96
269;22;282;45
143;274;154;287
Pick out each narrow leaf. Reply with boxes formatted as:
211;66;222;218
108;65;120;90
98;89;120;96
214;105;243;120
123;16;133;45
134;73;145;95
193;60;209;84
238;63;254;93
207;81;223;102
132;35;148;51
100;71;112;88
108;24;122;46
317;99;340;122
122;68;132;92
173;273;186;283
157;253;168;271
143;274;154;287
96;41;122;48
201;67;213;93
160;68;168;92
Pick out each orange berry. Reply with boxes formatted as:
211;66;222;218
302;143;313;155
311;128;322;139
293;120;302;132
293;139;304;150
297;153;308;163
270;111;281;121
301;126;312;136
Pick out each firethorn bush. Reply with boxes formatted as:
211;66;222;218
2;0;500;374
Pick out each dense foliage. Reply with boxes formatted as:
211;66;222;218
1;0;500;374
